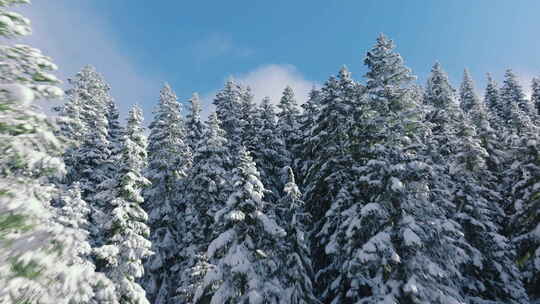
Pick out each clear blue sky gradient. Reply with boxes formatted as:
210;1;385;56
22;1;540;115
94;1;540;86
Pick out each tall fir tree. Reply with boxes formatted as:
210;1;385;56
0;1;116;302
294;87;321;188
500;69;530;125
213;79;246;151
450;117;528;303
459;69;481;113
484;73;504;128
276;167;319;304
95;105;152;304
531;77;540;116
504;102;540;301
194;148;287;304
341;35;469;304
177;113;233;303
142;84;192;304
251;96;289;201
65;65;112;201
277;86;301;165
301;66;360;303
186;92;205;153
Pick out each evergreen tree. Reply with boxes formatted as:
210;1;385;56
459;69;481;113
503;100;540;301
0;2;115;302
95;105;152;304
340;35;471;304
276;167;319;304
194;148;286;304
500;69;530;125
53;183;119;303
484;73;504;128
251;96;289;201
450;117;528;303
213;80;246;150
142;84;191;304
277;86;301;162
301;66;360;303
177;113;233;303
531;77;540;116
186;92;205;153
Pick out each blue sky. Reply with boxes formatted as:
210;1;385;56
19;1;540;119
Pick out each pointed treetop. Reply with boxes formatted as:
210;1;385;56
425;62;457;109
460;68;481;113
364;34;416;90
188;92;202;119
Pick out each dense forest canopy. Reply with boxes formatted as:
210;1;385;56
1;1;540;304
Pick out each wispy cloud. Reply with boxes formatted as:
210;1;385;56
16;1;160;118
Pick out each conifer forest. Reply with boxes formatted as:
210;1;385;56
2;1;540;304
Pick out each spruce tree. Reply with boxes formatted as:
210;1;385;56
142;84;191;304
302;66;360;303
251;96;289;201
341;35;468;304
194;148;286;304
277;86;301;163
95;105;152;304
213;80;246;150
484;73;504;128
531;77;540;116
276;167;318;304
450;117;528;303
294;87;321;188
186;92;205;153
177;113;233;303
459;69;481;113
502;100;540;300
0;1;116;302
500;69;530;125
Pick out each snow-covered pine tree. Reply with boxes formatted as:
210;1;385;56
186;92;205;153
251;96;289;202
423;62;463;165
142;84;192;304
294;87;321;188
277;86;301;164
504;104;540;300
484;73;504;128
105;97;124;174
449;116;528;304
467;84;509;213
276;167;319;304
213;79;246;151
176;112;233;303
53;183;119;303
500;69;531;125
301;66;360;303
0;2;115;302
54;91;87;177
95;105;152;304
341;34;469;304
531;77;540;116
459;69;481;113
64;66;112;202
194;147;286;304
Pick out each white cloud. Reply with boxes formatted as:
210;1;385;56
234;64;315;104
199;64;316;119
16;1;160;118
